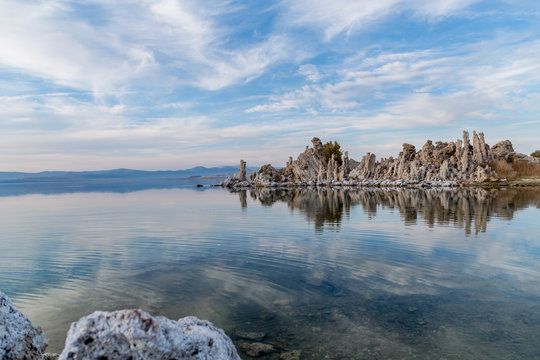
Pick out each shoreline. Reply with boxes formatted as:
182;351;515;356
213;177;540;189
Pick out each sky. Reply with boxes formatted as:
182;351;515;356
1;0;540;172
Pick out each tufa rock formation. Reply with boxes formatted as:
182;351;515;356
59;310;241;360
237;160;247;182
221;130;538;188
232;137;358;187
1;291;48;360
491;140;514;158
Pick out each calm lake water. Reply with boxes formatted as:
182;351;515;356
1;183;540;359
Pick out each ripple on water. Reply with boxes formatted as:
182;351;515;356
1;187;539;358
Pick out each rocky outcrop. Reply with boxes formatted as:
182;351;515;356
1;291;48;360
348;131;513;184
491;140;514;159
253;164;283;185
222;137;359;187
221;130;533;188
59;310;240;360
286;137;326;182
339;151;350;180
237;160;246;181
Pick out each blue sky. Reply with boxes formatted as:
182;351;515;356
1;0;539;171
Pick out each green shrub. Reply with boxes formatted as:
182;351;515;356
323;141;343;166
531;150;540;158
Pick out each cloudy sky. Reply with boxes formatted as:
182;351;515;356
1;0;539;171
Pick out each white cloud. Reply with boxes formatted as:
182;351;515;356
298;64;322;82
149;0;215;47
247;37;540;130
280;0;481;40
1;0;539;171
0;0;294;94
0;1;157;94
247;48;462;114
355;92;491;130
0;92;322;170
195;35;293;91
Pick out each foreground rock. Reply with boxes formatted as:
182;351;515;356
59;310;240;360
0;291;48;360
221;130;540;188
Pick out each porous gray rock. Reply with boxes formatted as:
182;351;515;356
0;291;48;360
59;310;240;360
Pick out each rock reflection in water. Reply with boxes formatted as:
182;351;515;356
231;187;540;234
3;187;540;359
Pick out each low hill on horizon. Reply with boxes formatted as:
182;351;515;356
0;165;259;182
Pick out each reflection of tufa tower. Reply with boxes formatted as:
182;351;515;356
231;188;540;234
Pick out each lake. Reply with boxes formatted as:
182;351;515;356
1;183;539;359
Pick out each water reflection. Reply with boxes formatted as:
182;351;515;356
1;187;539;359
0;177;219;196
233;187;540;234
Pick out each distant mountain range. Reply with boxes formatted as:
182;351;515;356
0;166;259;182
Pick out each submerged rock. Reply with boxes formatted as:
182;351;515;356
235;331;265;341
59;310;240;360
280;350;301;360
238;342;274;357
0;291;48;360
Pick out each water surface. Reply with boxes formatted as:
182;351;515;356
1;186;539;359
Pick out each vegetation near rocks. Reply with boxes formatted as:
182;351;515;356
489;159;540;179
323;141;342;166
531;150;540;158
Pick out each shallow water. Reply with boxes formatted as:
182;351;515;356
1;185;540;359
